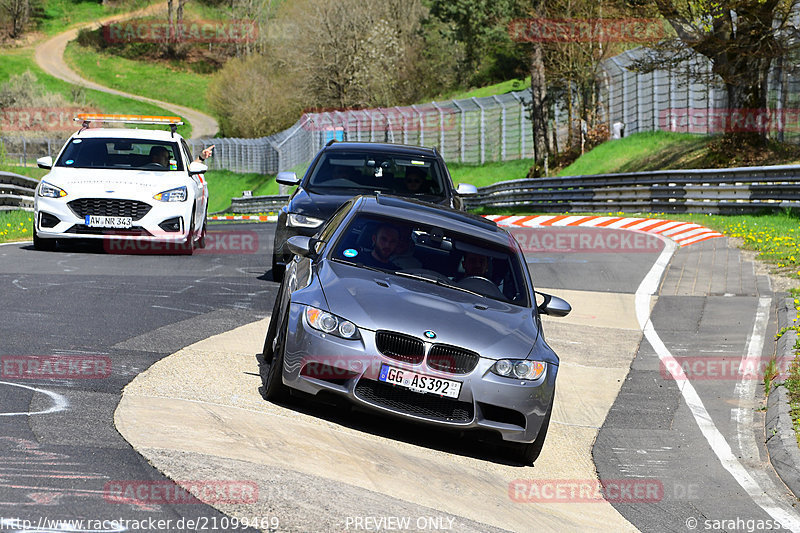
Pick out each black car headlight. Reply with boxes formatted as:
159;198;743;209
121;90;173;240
288;213;324;228
304;306;360;339
491;359;546;380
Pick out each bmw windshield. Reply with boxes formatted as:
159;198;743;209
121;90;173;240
306;151;447;199
330;213;529;306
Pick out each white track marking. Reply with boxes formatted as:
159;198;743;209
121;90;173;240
636;238;800;530
0;381;68;416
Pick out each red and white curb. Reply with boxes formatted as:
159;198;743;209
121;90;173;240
486;215;723;247
209;214;277;223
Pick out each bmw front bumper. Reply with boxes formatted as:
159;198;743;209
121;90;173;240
279;303;556;444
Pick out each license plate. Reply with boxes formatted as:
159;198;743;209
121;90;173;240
85;215;132;229
378;364;462;399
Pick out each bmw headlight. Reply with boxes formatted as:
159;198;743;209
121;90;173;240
39;181;67;198
288;213;324;228
153;186;187;202
304;306;360;339
491;359;546;380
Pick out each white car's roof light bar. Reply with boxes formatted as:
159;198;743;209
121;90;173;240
74;114;185;136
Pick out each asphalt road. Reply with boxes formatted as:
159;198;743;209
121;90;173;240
0;224;275;532
0;223;797;532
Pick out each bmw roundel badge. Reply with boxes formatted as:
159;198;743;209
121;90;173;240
424;330;436;339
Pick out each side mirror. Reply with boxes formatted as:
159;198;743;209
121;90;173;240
188;161;207;175
456;183;478;195
276;171;300;186
287;235;316;258
536;292;571;317
37;156;53;170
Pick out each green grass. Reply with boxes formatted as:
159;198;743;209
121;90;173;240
0;163;47;178
36;0;148;35
0;210;33;243
558;131;800;176
557;131;711;176
448;158;534;188
64;41;212;112
204;170;280;213
433;77;531;102
0;49;192;137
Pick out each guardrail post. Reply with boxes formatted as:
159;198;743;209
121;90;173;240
452;100;466;163
471;97;485;164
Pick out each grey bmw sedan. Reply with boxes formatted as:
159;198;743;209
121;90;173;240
259;195;570;464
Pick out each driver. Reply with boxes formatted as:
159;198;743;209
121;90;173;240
148;146;170;167
361;223;401;270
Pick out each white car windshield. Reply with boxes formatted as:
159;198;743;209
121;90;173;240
55;138;184;171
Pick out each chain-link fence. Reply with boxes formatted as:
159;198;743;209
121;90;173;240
5;46;800;175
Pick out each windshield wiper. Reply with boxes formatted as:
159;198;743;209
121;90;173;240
392;271;484;298
333;258;389;274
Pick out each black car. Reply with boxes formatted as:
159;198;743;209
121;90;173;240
271;141;476;280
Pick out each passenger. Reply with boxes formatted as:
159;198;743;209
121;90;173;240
458;252;490;279
390;227;422;270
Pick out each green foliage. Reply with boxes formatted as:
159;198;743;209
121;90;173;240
64;41;211;114
0;210;33;243
204;170;280;213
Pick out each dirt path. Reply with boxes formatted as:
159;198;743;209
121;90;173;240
34;2;218;139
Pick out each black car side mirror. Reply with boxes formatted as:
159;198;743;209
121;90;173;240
536;292;571;317
287;235;317;259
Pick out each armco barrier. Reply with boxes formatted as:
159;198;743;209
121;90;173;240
461;164;800;214
0;171;37;211
225;164;800;215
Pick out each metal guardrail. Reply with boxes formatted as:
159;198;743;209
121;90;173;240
225;165;800;215
0;171;37;211
461;165;800;214
229;194;290;214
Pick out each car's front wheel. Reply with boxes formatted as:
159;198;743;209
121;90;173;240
510;407;552;466
33;230;56;251
271;252;285;282
260;310;289;402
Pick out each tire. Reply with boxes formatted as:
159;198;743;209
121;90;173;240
260;307;290;402
197;214;207;249
180;214;196;255
33;230;56;251
511;408;552;466
271;252;285;282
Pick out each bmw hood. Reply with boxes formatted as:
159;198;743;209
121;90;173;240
317;261;541;360
41;168;185;195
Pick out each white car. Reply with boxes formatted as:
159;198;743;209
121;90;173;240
33;114;209;254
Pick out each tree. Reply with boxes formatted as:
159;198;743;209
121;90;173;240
650;0;799;143
283;0;427;109
0;0;30;38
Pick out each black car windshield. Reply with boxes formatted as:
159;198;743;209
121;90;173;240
55;138;184;171
331;214;529;306
306;151;447;198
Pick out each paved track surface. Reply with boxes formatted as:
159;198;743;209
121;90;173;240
0;224;797;532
